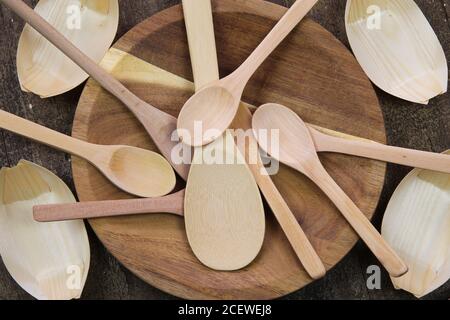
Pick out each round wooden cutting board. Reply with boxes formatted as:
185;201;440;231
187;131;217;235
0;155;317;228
72;0;386;299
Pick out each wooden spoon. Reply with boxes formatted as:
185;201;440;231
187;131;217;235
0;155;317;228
181;0;265;271
252;103;408;277
2;0;189;179
345;0;447;104
33;190;185;222
177;0;319;147
0;110;176;198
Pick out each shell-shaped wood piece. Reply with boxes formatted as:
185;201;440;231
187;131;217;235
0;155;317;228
0;160;90;300
381;151;450;298
16;0;119;98
345;0;447;104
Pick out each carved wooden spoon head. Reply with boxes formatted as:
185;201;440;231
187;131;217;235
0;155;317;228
252;103;319;174
177;81;239;147
95;145;176;198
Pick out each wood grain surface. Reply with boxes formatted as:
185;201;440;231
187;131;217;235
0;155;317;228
0;0;448;300
72;0;386;300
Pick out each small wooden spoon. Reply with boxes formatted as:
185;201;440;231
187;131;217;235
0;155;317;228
177;0;319;147
182;0;265;271
33;191;185;222
0;110;176;198
252;103;408;277
2;0;189;179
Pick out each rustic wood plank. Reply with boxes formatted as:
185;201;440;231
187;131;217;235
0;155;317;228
0;0;448;300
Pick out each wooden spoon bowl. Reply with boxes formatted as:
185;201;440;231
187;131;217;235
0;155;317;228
177;84;237;145
72;0;387;299
104;145;176;198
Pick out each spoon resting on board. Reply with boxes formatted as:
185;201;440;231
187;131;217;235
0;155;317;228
1;0;189;179
182;0;265;271
33;191;185;222
252;103;408;277
183;0;325;279
177;0;319;147
0;110;176;198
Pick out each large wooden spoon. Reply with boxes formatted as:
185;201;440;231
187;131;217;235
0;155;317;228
2;0;189;179
252;103;408;277
177;0;319;147
0;110;175;198
181;0;265;271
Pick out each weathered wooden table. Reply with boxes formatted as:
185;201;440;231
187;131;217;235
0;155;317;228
0;0;448;300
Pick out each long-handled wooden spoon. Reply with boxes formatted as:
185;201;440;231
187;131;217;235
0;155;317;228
1;0;189;179
181;0;265;271
309;126;450;174
177;0;319;147
252;103;408;277
34;191;185;222
0;110;176;198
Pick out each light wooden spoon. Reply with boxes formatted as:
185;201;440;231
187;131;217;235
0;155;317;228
2;0;189;179
177;0;319;147
252;103;408;277
345;0;447;104
182;0;265;271
0;110;176;198
33;190;185;222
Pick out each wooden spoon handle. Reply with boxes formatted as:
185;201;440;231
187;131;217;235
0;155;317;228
33;191;185;222
236;0;318;83
0;109;93;158
182;0;219;88
308;164;408;277
256;164;326;279
311;128;450;173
